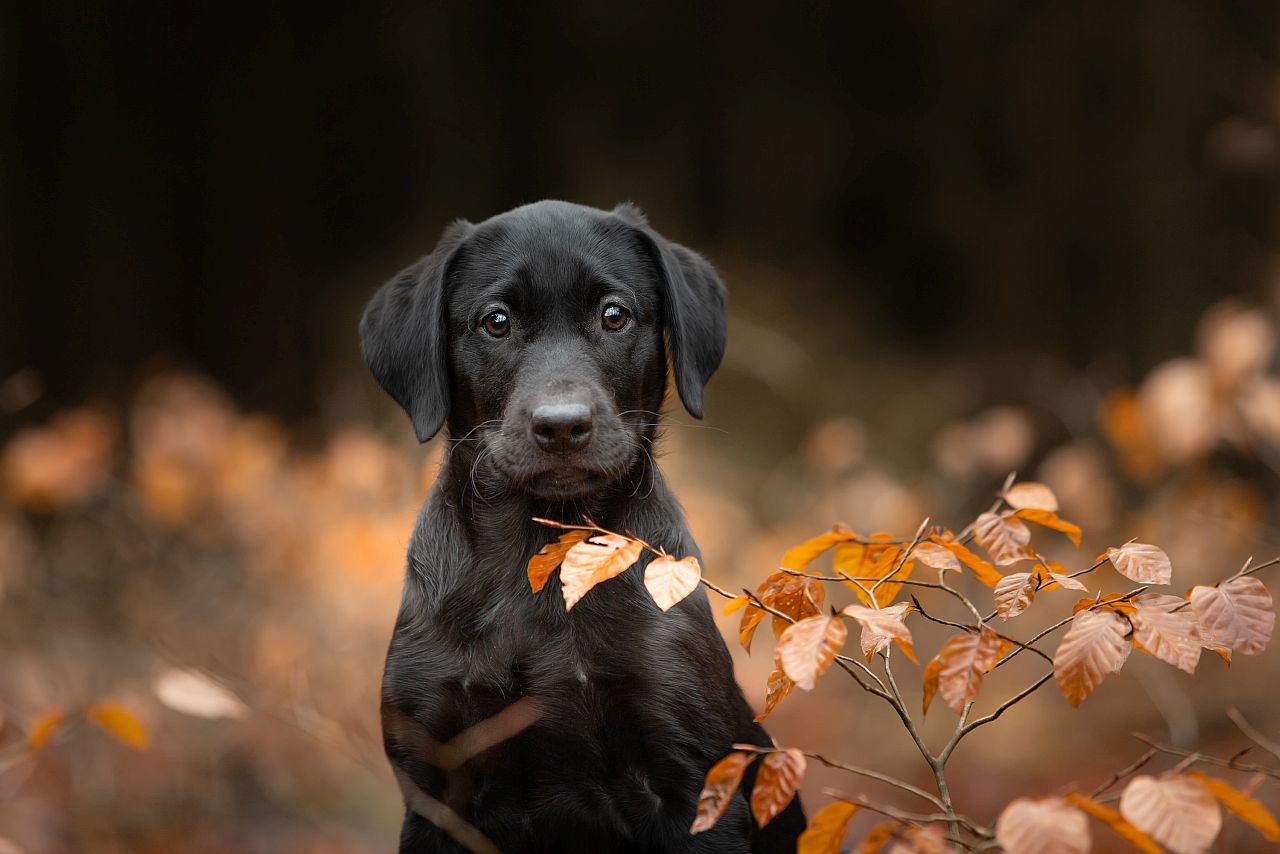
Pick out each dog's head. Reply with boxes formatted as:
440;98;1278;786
360;201;726;500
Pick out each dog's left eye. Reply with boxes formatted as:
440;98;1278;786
481;311;511;338
601;304;630;331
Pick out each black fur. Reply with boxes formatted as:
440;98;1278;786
361;200;804;852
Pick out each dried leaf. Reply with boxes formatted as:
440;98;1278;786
1003;481;1059;512
152;668;249;720
724;594;750;616
848;547;913;608
856;822;901;853
842;602;916;663
933;536;1004;587
776;615;847;690
994;572;1036;619
1189;576;1274;656
527;529;590;592
690;751;755;834
921;657;942;715
929;626;1010;714
740;603;766;653
1014;508;1082;546
559;533;645;610
644;555;701;611
1130;593;1202;674
797;801;858;854
750;748;806;827
974;512;1035;565
85;701;150;750
1119;773;1221;854
996;797;1090;854
1054;609;1132;706
1107;542;1173;585
754;668;795;722
1187;771;1280;842
26;707;66;751
1047;572;1088;591
912;542;960;572
1065;792;1161;854
770;574;826;637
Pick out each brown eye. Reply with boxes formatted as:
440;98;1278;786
482;310;510;337
602;304;630;331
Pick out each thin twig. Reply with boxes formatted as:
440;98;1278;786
1089;748;1157;798
1226;707;1280;761
1132;733;1280;780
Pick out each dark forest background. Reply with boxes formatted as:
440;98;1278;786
4;1;1279;423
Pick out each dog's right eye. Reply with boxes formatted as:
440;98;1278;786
481;311;510;338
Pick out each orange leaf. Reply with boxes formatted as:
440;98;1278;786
782;525;858;570
690;751;755;834
724;594;750;616
85;701;150;750
934;537;1004;588
1054;609;1132;706
889;824;948;852
527;529;590;592
847;548;913;608
559;533;645;610
1065;792;1161;854
643;555;701;611
775;615;847;691
1106;542;1172;585
974;511;1035;566
1002;481;1059;512
754;668;795;722
1119;773;1221;854
769;574;826;638
1013;508;1082;546
855;821;900;853
1189;576;1274;656
797;801;858;854
911;542;960;572
26;707;66;751
750;748;806;827
921;657;942;715
1187;771;1279;841
740;603;766;653
995;797;1089;854
928;626;1010;714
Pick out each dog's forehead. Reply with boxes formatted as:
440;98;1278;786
462;204;651;292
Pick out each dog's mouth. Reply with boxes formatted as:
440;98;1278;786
484;426;640;500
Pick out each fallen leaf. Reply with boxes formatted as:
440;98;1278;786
690;751;755;834
1119;773;1221;854
974;512;1034;566
559;533;645;610
1054;609;1132;706
797;801;859;854
643;555;701;611
1130;593;1201;674
996;797;1090;854
750;748;806;827
1189;576;1274;655
1107;542;1173;585
85;701;150;750
152;668;249;720
527;529;590;592
776;615;847;690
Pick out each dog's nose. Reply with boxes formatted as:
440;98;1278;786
531;402;593;452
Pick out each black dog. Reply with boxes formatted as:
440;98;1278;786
360;201;804;852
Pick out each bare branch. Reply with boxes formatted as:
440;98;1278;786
1089;748;1157;798
1226;706;1280;761
1132;733;1280;780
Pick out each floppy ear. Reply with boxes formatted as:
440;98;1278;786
615;203;727;419
359;220;472;442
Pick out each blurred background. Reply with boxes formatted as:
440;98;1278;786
3;2;1280;851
